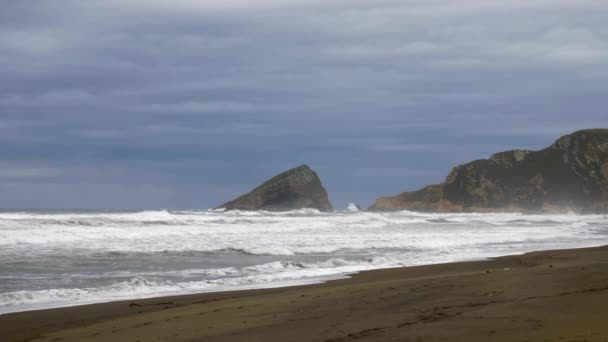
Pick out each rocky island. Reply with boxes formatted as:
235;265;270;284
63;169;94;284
217;164;333;212
369;129;608;213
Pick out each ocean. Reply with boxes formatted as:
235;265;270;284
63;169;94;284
1;208;607;314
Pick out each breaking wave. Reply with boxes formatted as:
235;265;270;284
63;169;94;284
1;209;607;314
0;256;410;312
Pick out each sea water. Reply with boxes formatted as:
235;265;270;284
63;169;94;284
1;208;607;314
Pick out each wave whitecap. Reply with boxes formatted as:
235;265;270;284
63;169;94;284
1;209;607;314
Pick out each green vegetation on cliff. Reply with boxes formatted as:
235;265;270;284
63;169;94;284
217;165;334;212
370;129;608;213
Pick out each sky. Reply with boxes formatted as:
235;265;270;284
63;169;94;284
1;0;607;209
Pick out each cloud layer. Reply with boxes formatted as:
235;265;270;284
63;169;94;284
1;0;607;208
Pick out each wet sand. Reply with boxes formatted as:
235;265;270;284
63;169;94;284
3;245;608;342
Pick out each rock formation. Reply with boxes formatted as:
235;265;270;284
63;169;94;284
369;129;608;213
217;165;334;212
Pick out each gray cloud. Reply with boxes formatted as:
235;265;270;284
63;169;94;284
0;0;607;208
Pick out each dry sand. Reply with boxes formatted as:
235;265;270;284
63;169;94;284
2;245;608;342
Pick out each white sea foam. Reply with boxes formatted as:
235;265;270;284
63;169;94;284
0;256;426;313
0;209;607;314
347;203;360;212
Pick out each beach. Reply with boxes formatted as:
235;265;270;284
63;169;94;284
3;1;608;341
3;245;608;341
4;209;607;315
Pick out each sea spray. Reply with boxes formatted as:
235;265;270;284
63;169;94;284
1;209;607;314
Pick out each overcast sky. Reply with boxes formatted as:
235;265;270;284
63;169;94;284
1;0;607;209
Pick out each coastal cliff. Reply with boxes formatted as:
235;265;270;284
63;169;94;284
369;129;608;213
217;165;334;212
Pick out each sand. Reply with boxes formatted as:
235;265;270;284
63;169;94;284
2;245;608;342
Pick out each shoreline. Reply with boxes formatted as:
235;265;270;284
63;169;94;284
6;240;604;317
1;244;594;316
0;273;353;316
3;245;608;341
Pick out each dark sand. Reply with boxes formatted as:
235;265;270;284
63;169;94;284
3;246;608;342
